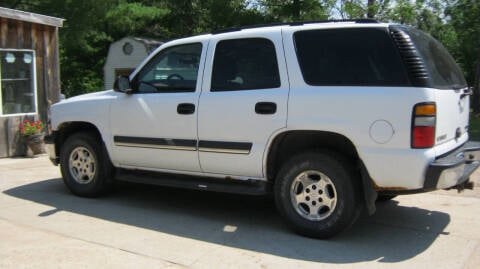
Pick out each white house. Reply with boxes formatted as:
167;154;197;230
103;37;163;90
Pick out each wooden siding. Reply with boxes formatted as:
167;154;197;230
0;17;61;157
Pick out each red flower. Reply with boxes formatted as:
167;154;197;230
19;119;43;136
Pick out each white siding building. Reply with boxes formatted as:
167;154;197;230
103;37;162;90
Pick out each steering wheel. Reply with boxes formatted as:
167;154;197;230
167;74;184;81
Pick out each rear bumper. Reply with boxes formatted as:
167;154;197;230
44;132;59;165
424;141;480;191
380;141;480;195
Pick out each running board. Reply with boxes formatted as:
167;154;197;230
115;168;271;196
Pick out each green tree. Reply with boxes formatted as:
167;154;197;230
446;0;480;111
161;0;200;37
0;0;114;96
259;0;335;21
0;0;40;10
198;0;267;32
160;0;267;37
0;0;169;96
105;2;169;40
1;0;477;102
335;0;391;20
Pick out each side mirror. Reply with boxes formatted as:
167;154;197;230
113;75;133;94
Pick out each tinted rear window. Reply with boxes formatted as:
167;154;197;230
294;28;409;86
406;28;467;89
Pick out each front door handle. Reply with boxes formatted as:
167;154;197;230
177;103;195;115
255;102;277;115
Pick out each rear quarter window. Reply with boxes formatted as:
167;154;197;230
294;28;410;87
405;28;467;89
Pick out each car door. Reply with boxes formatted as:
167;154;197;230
109;41;207;172
198;29;289;178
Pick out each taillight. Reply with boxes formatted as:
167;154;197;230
412;103;436;148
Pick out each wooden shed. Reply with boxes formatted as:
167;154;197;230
0;7;63;157
104;37;162;90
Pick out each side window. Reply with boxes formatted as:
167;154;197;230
211;38;280;92
294;28;410;86
135;43;202;93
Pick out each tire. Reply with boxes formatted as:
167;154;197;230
376;194;397;202
274;151;362;238
60;132;114;197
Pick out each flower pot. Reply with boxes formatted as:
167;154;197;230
24;133;46;155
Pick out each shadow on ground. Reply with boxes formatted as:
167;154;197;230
4;178;450;264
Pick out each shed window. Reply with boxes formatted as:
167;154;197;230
0;50;37;116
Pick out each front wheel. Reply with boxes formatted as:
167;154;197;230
60;132;113;197
274;152;362;238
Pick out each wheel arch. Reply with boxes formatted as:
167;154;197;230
265;130;360;181
54;121;105;160
264;130;377;215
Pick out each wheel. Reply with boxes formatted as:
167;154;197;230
376;194;397;202
60;132;114;197
274;151;362;238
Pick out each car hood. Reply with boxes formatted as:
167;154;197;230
59;90;117;104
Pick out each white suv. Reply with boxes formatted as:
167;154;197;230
45;20;480;238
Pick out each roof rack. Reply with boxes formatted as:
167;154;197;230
211;19;379;35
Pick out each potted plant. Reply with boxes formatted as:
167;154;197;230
19;119;46;155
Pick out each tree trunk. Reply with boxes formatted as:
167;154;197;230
367;0;376;18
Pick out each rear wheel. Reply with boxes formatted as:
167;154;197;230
274;151;362;238
60;132;114;197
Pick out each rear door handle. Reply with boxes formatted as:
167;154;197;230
177;103;195;115
255;102;277;115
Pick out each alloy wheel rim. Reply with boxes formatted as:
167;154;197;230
290;170;337;221
69;146;96;184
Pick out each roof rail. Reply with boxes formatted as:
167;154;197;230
211;19;379;35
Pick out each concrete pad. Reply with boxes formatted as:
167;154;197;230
1;156;480;268
0;219;180;268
